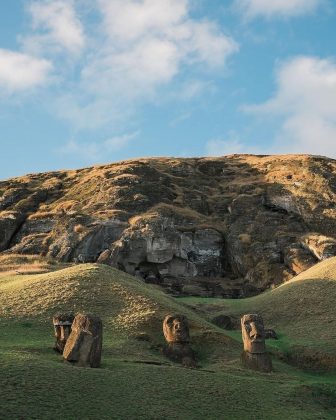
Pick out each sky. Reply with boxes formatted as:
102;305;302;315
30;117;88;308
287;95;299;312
0;0;336;179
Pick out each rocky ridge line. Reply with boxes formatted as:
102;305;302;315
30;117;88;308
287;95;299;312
1;154;336;297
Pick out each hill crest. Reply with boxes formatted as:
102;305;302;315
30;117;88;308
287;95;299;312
1;153;336;296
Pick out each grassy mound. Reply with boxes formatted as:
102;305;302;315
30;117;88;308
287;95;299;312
1;263;336;419
181;257;336;369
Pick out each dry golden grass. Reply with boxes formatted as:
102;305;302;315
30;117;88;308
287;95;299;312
0;254;69;276
0;264;218;340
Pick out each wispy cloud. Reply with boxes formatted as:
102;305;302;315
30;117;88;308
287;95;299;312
60;131;140;161
19;0;238;130
206;135;245;156
22;0;85;55
0;48;52;92
234;0;322;19
243;56;336;156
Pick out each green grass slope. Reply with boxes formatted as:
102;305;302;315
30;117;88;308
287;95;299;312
1;264;336;419
181;256;336;370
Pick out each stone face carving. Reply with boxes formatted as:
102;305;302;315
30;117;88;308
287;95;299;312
63;314;103;368
163;314;190;344
53;313;74;354
241;314;266;354
241;314;272;372
162;314;196;367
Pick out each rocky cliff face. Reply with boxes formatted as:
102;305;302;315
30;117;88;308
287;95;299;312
1;154;336;297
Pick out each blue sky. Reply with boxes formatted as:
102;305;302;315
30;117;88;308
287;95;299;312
0;0;336;179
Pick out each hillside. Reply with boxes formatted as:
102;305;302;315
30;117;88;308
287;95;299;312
1;154;336;296
181;256;336;370
1;263;336;419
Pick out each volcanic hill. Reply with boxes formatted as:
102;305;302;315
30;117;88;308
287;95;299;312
1;154;336;297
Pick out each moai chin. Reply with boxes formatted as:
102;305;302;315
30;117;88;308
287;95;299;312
52;313;74;354
63;314;103;368
241;314;272;372
162;314;196;368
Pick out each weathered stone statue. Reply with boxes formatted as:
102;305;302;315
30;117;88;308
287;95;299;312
53;313;74;354
162;314;196;367
63;314;103;368
241;314;272;372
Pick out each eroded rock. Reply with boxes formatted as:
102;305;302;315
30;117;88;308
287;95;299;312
109;221;225;284
2;155;336;296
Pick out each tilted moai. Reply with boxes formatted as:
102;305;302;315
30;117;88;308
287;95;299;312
53;313;74;354
63;314;103;368
241;314;272;372
162;314;196;368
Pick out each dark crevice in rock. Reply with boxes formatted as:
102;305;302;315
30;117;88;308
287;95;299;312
2;155;336;297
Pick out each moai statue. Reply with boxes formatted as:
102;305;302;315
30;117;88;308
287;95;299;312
63;314;103;368
52;313;74;354
241;314;272;372
162;314;196;368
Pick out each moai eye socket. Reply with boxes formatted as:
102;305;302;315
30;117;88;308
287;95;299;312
166;317;175;327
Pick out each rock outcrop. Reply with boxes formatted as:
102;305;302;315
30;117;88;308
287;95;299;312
1;154;336;296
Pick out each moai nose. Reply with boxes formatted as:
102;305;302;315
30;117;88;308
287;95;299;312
249;322;260;338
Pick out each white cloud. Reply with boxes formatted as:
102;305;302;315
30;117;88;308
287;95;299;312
104;132;140;152
244;56;336;156
23;0;85;55
14;0;237;130
55;0;238;128
98;0;189;42
0;48;52;92
235;0;322;19
60;139;100;160
60;132;139;160
206;137;245;156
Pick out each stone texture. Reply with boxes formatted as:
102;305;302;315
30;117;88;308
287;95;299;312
63;314;103;368
241;314;272;372
163;314;190;343
241;314;267;353
2;155;336;296
162;314;196;367
53;313;74;354
0;213;25;252
241;351;273;373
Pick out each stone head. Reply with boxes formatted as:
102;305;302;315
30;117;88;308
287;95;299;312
63;313;103;368
163;314;190;344
241;314;266;354
52;313;74;353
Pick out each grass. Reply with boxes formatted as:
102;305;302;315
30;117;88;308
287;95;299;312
0;254;70;276
0;262;336;419
180;257;336;369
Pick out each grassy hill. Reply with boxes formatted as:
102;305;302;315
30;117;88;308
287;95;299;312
181;256;336;370
1;263;336;419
